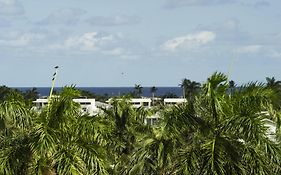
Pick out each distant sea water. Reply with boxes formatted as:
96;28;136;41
14;87;183;97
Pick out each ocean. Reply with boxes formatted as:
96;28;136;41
14;87;183;97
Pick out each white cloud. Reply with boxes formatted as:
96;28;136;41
48;32;130;57
86;14;140;26
162;31;216;52
0;32;46;47
36;8;86;26
0;0;24;15
235;45;262;54
0;29;138;58
55;32;114;51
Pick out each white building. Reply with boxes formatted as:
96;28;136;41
263;118;276;142
164;98;187;105
145;113;160;126
73;98;98;115
95;101;111;109
130;98;152;108
106;98;152;108
33;98;98;115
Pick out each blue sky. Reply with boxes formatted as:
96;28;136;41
0;0;281;87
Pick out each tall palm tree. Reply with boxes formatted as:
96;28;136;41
179;78;201;101
150;86;158;106
178;72;281;174
179;78;188;98
134;84;143;98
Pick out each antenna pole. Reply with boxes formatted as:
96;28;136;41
49;66;59;99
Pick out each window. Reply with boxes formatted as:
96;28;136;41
80;102;91;105
82;107;87;112
143;102;149;106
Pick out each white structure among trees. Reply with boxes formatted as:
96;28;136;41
33;98;98;115
164;98;187;105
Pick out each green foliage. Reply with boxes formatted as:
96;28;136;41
0;86;109;174
1;73;281;174
0;86;12;102
179;78;201;100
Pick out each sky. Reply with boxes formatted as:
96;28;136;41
0;0;281;87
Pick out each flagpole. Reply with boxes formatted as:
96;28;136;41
49;66;59;99
47;66;59;116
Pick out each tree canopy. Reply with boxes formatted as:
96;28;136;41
1;72;281;174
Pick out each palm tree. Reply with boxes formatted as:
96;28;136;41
1;74;281;174
265;77;281;109
179;78;201;101
266;77;281;89
101;97;151;174
128;72;281;174
177;72;281;174
134;84;143;98
127;103;200;174
0;87;110;174
179;78;188;98
150;86;158;106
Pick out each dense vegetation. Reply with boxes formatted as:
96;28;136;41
0;72;281;174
